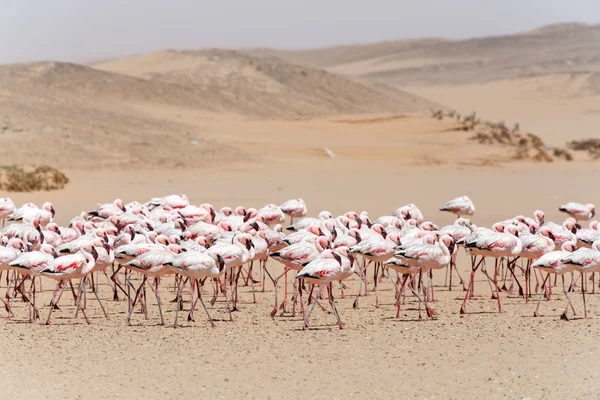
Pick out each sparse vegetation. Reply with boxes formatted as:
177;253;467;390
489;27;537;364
567;139;600;159
0;165;69;192
429;109;574;163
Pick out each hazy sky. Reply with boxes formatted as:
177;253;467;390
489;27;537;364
1;0;599;64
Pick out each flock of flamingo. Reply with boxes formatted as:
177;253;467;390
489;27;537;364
0;195;598;330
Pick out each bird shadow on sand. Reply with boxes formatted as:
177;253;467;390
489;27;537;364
384;317;437;323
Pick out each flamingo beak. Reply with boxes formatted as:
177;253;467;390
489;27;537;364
51;207;56;218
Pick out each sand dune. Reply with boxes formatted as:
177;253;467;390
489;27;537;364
256;23;600;85
94;49;440;116
252;23;600;145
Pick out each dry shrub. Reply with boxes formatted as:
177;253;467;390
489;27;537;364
431;110;573;163
0;165;69;192
567;139;600;159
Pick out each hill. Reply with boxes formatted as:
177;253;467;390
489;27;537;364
253;23;600;86
94;49;441;116
0;52;443;170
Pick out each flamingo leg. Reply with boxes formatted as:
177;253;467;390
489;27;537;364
75;279;90;324
533;273;550;317
126;276;147;326
196;278;215;328
303;284;324;330
327;284;345;329
45;281;64;325
173;275;185;328
581;273;588;319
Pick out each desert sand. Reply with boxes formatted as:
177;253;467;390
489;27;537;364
1;23;600;399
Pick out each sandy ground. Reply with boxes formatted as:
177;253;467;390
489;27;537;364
2;162;600;399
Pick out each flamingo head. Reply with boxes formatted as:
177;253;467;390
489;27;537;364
587;204;596;218
114;199;126;212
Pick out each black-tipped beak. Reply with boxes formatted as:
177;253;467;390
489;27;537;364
92;247;99;261
52;249;59;258
243;213;251;223
211;208;216;221
121;206;126;212
593;209;596;218
252;222;260;231
51;207;56;218
381;230;387;239
217;255;225;272
318;228;325;237
356;216;363;228
549;232;556;241
246;241;253;250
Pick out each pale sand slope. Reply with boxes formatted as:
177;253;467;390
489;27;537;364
257;23;600;85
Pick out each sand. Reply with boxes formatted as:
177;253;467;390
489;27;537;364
1;162;600;400
1;22;600;399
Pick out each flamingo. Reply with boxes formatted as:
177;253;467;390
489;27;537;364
280;198;307;225
561;240;600;319
392;204;424;224
40;247;99;325
0;198;15;228
124;250;177;326
460;225;522;314
164;251;225;328
531;241;578;319
559;202;595;221
268;236;330;317
87;199;126;219
296;247;352;330
439;196;475;218
394;235;454;319
8;244;56;322
258;204;285;227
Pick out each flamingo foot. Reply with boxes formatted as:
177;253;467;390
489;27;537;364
426;306;437;319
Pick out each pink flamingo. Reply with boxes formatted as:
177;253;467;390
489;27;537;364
562;240;600;318
531;241;578;319
280;198;307;225
296;247;352;330
559;202;595;221
439;196;475;218
460;225;522;314
0;198;15;228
